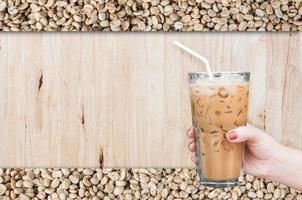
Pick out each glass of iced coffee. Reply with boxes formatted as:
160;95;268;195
189;72;250;188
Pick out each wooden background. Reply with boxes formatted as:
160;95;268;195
0;33;301;168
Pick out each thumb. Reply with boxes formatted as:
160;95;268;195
226;124;263;144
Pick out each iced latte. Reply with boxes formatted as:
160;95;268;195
189;72;250;187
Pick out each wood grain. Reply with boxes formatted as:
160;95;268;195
0;33;301;168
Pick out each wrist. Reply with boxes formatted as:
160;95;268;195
263;143;302;190
264;142;288;181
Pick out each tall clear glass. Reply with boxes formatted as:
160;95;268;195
188;72;250;188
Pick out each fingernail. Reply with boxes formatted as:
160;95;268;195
227;131;237;140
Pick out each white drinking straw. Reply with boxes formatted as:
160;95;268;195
174;41;213;79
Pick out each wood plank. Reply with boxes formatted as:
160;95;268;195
0;33;301;167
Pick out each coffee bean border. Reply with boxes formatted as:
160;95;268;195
0;0;301;31
0;168;301;199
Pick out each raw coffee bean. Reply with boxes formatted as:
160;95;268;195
0;183;7;195
69;175;80;184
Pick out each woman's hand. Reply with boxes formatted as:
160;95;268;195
187;124;279;178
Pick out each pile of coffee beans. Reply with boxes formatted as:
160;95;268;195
0;168;301;199
0;0;301;31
